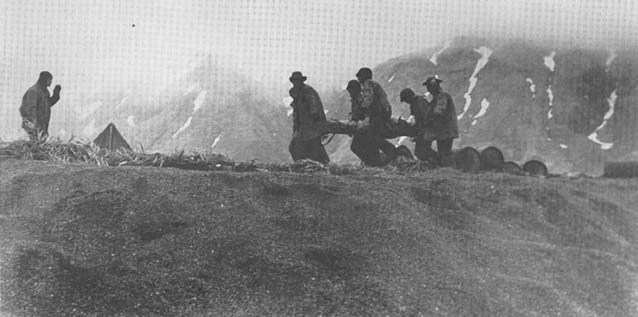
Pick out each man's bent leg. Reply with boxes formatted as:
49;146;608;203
375;136;396;165
308;137;330;164
351;133;381;166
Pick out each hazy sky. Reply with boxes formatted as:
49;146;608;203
1;0;637;139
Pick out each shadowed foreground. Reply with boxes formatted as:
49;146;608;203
1;159;637;316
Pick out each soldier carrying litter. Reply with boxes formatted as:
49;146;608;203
399;87;439;162
287;71;330;164
347;67;397;166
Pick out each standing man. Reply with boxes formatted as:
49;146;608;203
349;67;396;166
422;76;459;167
399;88;438;162
19;71;61;141
346;79;365;122
288;71;329;164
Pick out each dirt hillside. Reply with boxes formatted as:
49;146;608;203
1;159;637;316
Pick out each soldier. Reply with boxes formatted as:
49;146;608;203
346;79;365;122
19;71;61;141
399;88;438;162
421;76;459;167
288;71;329;164
348;67;397;166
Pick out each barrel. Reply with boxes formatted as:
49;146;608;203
453;146;481;172
502;161;523;175
523;160;548;177
480;146;505;171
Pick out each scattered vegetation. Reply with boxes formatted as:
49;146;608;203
0;138;437;175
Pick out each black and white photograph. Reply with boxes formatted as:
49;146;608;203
1;0;638;315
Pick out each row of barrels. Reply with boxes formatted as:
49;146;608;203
453;146;549;177
318;120;550;176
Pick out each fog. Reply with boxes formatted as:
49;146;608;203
1;0;636;139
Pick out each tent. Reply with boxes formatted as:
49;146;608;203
93;123;133;152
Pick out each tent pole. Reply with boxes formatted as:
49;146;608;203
109;125;113;152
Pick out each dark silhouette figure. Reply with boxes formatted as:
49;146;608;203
288;71;329;164
347;68;397;167
399;88;439;162
421;77;459;167
19;71;61;141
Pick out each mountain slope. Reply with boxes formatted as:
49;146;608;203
1;159;638;315
78;54;292;163
326;37;638;175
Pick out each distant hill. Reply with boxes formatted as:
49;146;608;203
78;54;292;163
325;37;638;175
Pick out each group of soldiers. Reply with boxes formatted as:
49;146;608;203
288;67;459;167
18;68;459;169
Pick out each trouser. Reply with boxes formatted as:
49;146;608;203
414;138;455;167
350;130;397;167
289;136;330;164
22;119;47;142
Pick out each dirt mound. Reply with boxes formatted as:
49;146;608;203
1;159;638;316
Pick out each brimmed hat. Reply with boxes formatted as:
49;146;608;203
422;76;443;86
355;67;373;80
289;71;307;82
399;88;415;102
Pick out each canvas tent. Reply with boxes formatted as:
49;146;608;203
93;123;133;152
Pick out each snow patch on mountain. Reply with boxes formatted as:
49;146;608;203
459;46;492;120
547;87;554;119
526;78;536;98
471;98;490;126
587;90;617;150
211;134;222;149
115;97;129;110
544;51;556;72
127;116;136;127
173;116;193;139
192;90;207;114
429;40;452;65
545;51;556;120
605;49;617;71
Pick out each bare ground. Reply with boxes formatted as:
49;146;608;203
1;159;637;316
